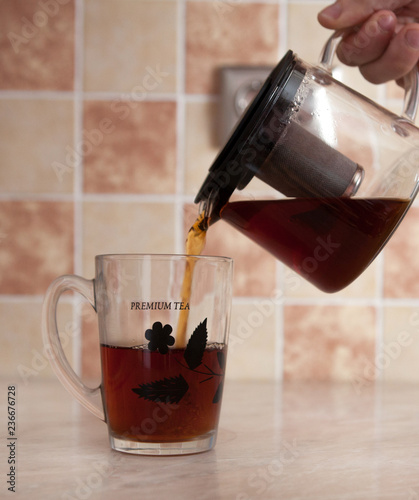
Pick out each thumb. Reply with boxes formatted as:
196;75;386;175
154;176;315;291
318;0;406;29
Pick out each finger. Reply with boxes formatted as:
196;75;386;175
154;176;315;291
336;11;397;66
318;0;409;29
358;24;419;83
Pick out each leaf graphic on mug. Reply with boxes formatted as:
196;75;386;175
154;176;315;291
184;318;208;370
212;380;224;404
216;350;226;370
132;374;189;404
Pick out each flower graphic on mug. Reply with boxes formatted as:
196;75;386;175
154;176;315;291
134;318;225;405
145;322;175;354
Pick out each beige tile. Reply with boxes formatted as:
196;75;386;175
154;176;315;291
84;0;177;92
283;305;376;381
82;201;176;277
284;260;377;299
184;101;219;195
385;98;408;118
83;101;177;194
184;99;276;202
0;100;74;194
226;301;277;380
386;80;404;100
0;301;73;381
287;2;331;65
6;0;416;389
0;201;74;295
332;66;382;102
184;204;277;297
383;91;418;126
0;0;74;90
333;113;377;170
288;3;381;101
384;206;419;298
382;306;419;383
186;1;279;94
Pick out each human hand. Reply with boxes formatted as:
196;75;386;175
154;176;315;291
318;0;419;85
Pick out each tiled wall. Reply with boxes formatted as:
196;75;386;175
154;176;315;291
2;0;419;388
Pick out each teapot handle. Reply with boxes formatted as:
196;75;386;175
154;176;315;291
319;31;419;123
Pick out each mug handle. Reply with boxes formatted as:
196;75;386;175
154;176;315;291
319;30;419;123
42;275;104;421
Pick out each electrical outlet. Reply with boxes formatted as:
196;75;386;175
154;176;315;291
217;66;273;145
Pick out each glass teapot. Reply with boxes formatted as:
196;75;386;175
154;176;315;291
195;33;419;293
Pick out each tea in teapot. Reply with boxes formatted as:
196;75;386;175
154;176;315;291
194;34;419;292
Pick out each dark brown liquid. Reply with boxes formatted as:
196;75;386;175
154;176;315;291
220;197;409;293
100;343;226;442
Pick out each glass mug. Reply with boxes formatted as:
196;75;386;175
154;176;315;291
42;254;233;455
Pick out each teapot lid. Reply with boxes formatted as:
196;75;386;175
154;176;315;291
195;50;304;219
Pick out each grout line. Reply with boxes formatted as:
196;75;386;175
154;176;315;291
287;0;330;3
82;193;181;203
0;295;53;303
0;91;75;100
0;89;220;103
175;0;187;254
0;90;202;103
184;94;218;103
274;261;284;381
82;91;178;102
231;295;419;308
73;0;85;276
0;193;75;201
0;192;196;203
0;88;223;103
0;90;178;101
375;252;385;383
232;295;382;306
72;0;85;377
188;0;279;3
1;293;418;306
0;292;416;306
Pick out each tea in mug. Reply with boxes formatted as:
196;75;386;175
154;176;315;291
101;341;226;442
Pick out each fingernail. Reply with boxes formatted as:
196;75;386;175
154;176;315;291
377;13;394;31
405;29;419;49
320;2;342;20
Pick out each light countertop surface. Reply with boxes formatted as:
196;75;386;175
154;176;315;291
2;378;419;499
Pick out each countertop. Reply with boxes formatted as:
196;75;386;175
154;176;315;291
2;378;419;499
